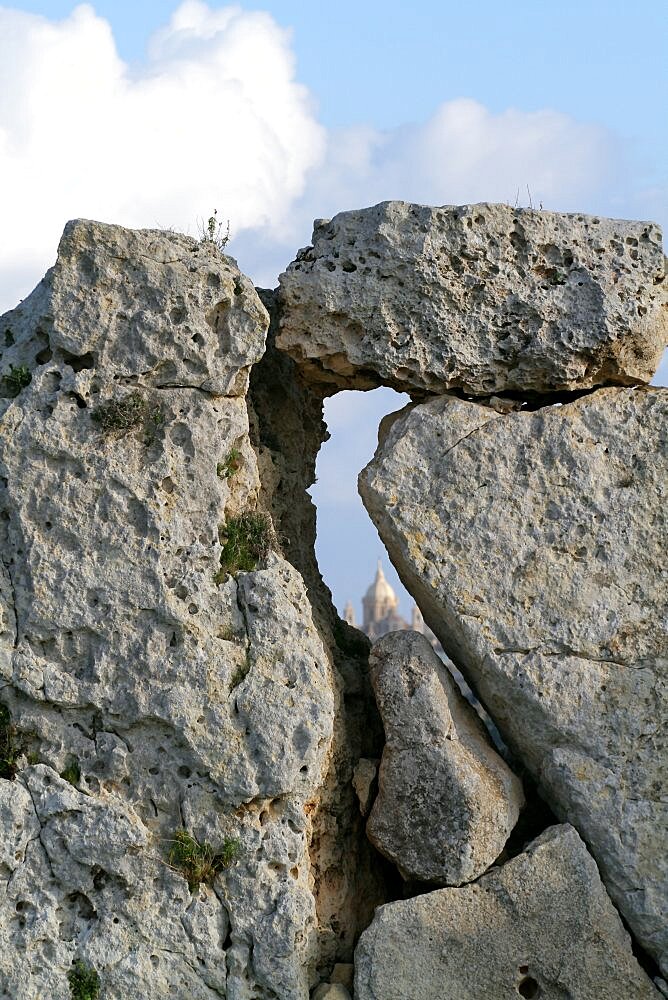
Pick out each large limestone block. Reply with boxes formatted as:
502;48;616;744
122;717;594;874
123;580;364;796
2;218;268;397
354;825;661;1000
359;386;668;971
0;224;335;998
277;201;667;394
1;766;232;1000
366;631;523;884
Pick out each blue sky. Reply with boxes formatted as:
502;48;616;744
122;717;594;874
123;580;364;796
1;1;666;618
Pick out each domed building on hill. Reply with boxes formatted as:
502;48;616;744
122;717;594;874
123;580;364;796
344;561;441;648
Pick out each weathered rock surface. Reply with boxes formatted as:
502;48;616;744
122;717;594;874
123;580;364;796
366;631;523;884
277;201;667;395
355;824;660;1000
313;984;351;1000
249;291;391;978
352;757;378;816
0;222;336;998
2;217;267;398
360;386;668;971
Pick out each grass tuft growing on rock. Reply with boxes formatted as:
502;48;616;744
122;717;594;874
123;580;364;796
60;758;81;786
217;447;242;479
67;959;100;1000
229;653;251;690
2;364;31;398
91;391;147;433
91;392;164;446
168;828;241;891
214;511;273;581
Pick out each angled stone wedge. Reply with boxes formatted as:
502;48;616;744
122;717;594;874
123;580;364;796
355;824;661;1000
367;630;523;885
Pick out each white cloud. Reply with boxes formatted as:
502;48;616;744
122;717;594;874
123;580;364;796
0;1;325;309
233;99;620;288
0;1;642;318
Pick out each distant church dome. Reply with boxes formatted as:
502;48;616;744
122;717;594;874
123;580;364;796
363;561;398;608
343;561;443;653
362;561;399;634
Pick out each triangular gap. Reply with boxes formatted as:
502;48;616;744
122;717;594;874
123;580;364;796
309;385;562;866
308;387;413;632
309;385;510;755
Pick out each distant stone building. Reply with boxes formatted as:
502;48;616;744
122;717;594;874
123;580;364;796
345;561;441;648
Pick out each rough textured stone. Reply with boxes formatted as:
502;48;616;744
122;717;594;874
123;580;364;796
313;984;351;1000
366;631;523;884
354;824;660;1000
0;222;335;998
330;963;354;989
277;201;667;395
2;218;268;398
249;292;390;978
352;758;378;817
360;386;668;971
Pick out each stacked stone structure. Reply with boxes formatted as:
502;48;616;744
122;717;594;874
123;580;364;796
0;201;665;998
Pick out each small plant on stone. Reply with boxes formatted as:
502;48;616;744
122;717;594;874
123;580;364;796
2;364;31;398
168;828;241;891
199;209;230;252
143;404;166;446
218;625;238;642
60;757;81;786
91;391;147;434
217;447;242;479
214;511;273;581
67;959;100;1000
0;704;19;780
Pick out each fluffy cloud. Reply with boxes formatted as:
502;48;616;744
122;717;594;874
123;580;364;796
0;1;636;315
0;1;325;309
232;101;619;287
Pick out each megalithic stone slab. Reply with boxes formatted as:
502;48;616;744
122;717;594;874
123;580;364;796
0;222;335;999
277;201;667;394
359;386;668;973
366;630;524;885
2;218;268;397
354;825;661;1000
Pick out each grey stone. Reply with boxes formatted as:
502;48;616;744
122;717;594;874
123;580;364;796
2;218;268;398
354;825;661;1000
0;222;335;998
360;386;668;971
330;962;354;989
312;984;351;1000
277;201;667;395
366;631;523;884
352;758;378;816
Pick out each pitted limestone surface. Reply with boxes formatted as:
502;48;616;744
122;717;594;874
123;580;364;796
0;222;334;999
278;201;666;395
360;386;668;973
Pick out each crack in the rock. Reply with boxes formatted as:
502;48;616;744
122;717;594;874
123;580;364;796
0;554;18;650
493;645;630;668
438;418;500;460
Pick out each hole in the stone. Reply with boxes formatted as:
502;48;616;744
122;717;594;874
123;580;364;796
517;976;540;998
62;350;96;372
35;346;53;365
310;387;413;642
310;386;505;749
